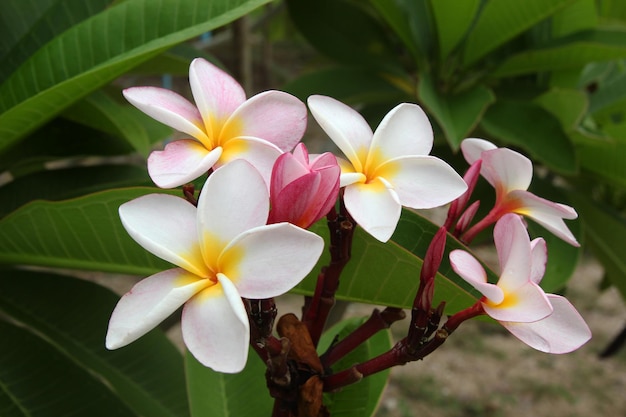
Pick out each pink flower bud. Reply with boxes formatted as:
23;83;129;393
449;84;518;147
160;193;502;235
268;143;340;228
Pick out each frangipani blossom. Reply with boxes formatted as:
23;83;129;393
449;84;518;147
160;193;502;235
307;95;467;242
123;58;307;188
461;138;579;246
268;143;340;228
450;214;591;353
106;160;324;373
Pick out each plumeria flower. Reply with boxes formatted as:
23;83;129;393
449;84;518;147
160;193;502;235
123;58;307;188
106;160;324;373
307;95;467;242
460;138;579;246
449;213;591;353
268;143;340;228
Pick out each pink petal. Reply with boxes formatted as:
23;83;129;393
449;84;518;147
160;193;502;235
529;238;547;285
501;295;591;353
343;178;402;242
123;87;210;146
493;214;532;292
308;95;373;172
217;136;283;186
147;139;222;188
460;138;497;165
376;156;467;209
119;194;209;277
227;91;307;152
449;250;504;303
188;58;246;132
481;148;533;193
181;274;250;373
270;150;310;193
484;281;552;322
512;190;580;247
197;160;269;257
220;223;324;299
106;268;209;349
368;103;433;170
268;172;324;228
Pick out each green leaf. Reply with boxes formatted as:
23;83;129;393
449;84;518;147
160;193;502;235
480;99;578;174
0;269;189;417
417;73;495;149
429;0;480;60
370;0;421;59
588;71;626;114
462;0;573;67
574;131;626;189
186;349;273;417
0;187;174;274
550;0;597;37
0;0;271;151
318;317;393;417
534;88;588;130
0;319;138;417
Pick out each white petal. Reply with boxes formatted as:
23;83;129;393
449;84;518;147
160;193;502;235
501;295;591;353
376;156;467;209
197;160;269;260
181;274;250;373
123;87;210;146
217;136;283;186
147;140;222;188
308;95;373;172
343;178;401;242
529;238;547;285
460;138;497;165
119;194;208;277
481;148;533;193
220;223;324;299
484;281;552;323
449;250;504;303
106;268;209;349
493;214;531;292
369;103;433;169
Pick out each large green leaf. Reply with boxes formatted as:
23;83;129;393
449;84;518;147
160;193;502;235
480;99;578;174
534;88;588;131
186;349;272;417
462;0;573;67
0;0;270;151
550;0;597;37
417;73;495;149
319;317;392;417
0;269;189;417
429;0;480;60
0;319;138;417
370;0;421;60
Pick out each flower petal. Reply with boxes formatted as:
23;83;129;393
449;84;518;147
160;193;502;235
189;58;246;133
220;223;324;299
308;95;373;172
376;156;467;209
123;87;210;146
484;281;552;322
119;194;208;277
529;238;547;285
460;138;497;165
217;136;283;186
501;295;591;353
512;190;580;246
147;139;222;188
449;250;504;303
493;214;532;292
481;148;533;193
106;268;209;349
270;150;310;193
368;103;433;169
268;172;324;228
181;274;250;373
343;178;401;242
197;159;269;258
227;90;307;152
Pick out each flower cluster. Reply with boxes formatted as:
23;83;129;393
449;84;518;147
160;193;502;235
106;58;590;376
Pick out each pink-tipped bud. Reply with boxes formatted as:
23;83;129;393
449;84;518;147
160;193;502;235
268;143;341;229
415;227;448;312
455;200;481;236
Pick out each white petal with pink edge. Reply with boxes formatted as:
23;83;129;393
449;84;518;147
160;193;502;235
181;274;250;373
221;223;324;299
377;156;467;209
189;58;246;127
119;194;208;277
229;90;307;152
308;95;373;172
123;87;209;145
493;214;532;291
483;281;552;323
106;268;210;349
217;136;283;186
480;148;533;192
501;295;591;353
529;238;547;284
147;140;222;188
460;138;497;165
343;179;401;242
369;103;433;166
449;250;504;303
